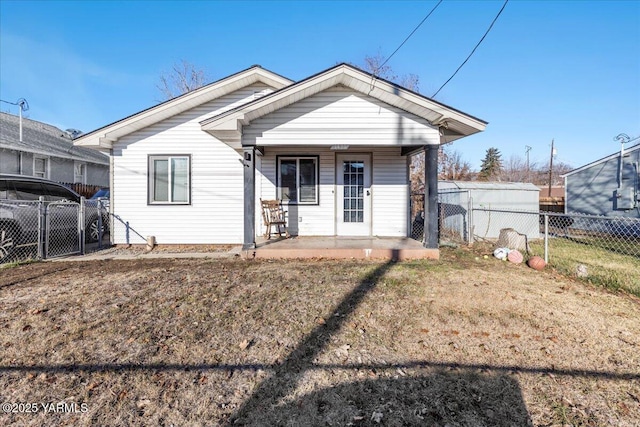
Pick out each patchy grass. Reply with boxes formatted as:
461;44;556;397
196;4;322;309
529;237;640;297
0;251;639;426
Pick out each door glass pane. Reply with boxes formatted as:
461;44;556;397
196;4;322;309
343;160;364;223
171;157;189;203
279;160;297;202
153;159;169;202
299;159;316;203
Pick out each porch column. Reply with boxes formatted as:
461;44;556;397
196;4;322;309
243;146;256;250
423;144;439;248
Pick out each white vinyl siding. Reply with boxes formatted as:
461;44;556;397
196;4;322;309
243;87;440;147
258;147;408;237
258;147;335;237
371;148;408;236
111;83;276;244
249;87;422;238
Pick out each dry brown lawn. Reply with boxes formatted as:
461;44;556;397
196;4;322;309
0;248;638;426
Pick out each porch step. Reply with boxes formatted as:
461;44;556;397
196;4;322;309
251;246;439;260
248;237;439;260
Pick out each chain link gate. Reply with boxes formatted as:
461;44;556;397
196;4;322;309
45;201;82;258
0;200;41;263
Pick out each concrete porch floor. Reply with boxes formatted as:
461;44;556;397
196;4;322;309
249;236;439;260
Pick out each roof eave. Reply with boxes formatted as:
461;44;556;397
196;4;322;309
201;64;487;143
73;66;293;149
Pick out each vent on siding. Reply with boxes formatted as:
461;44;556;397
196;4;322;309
253;90;269;100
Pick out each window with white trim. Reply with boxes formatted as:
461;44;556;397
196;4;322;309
33;157;49;178
277;156;318;204
148;155;191;204
74;162;86;184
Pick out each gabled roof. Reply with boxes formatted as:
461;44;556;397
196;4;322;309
0;112;108;164
562;142;640;177
73;65;294;150
201;63;487;147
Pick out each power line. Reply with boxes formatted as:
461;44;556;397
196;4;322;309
378;0;443;71
432;0;509;98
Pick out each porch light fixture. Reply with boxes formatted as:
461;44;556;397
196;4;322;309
330;144;350;150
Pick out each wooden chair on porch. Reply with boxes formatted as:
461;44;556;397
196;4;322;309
260;199;290;239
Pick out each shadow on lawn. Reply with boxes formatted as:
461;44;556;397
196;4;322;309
255;370;532;426
221;258;532;425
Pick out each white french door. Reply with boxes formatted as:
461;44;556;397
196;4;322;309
336;154;371;236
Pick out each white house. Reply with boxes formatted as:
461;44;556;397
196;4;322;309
74;64;486;256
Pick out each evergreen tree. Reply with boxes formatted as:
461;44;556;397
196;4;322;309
478;147;503;181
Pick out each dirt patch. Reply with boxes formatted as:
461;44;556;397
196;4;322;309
87;244;237;256
0;249;638;426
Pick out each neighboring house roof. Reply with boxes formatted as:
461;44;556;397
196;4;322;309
0;112;108;165
439;180;540;191
74;65;294;150
562;142;640;177
202;63;487;148
75;63;487;150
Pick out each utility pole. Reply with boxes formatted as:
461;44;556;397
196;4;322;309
547;139;555;197
525;145;532;183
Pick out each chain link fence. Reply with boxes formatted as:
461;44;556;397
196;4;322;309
0;198;110;265
411;190;639;293
411;191;474;245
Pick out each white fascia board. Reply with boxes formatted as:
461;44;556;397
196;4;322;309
73;66;292;148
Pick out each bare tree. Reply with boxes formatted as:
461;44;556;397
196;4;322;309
439;147;473;180
503;154;530;182
157;60;210;101
359;53;420;92
534;160;573;187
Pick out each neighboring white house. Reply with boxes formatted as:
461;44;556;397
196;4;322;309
74;63;486;251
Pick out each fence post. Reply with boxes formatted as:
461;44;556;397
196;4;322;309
38;196;45;260
97;199;103;250
80;197;86;254
467;193;473;245
126;221;130;245
543;212;549;263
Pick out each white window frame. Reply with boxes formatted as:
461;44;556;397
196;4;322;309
33;156;49;179
148;154;191;205
74;161;87;184
277;156;319;205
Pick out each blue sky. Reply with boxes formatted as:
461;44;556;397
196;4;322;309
1;0;638;170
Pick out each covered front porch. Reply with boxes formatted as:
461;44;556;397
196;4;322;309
249;235;439;260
